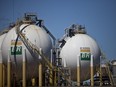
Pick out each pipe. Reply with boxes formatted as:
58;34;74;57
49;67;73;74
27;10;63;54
50;49;53;85
42;25;56;47
90;55;94;86
7;50;11;87
22;49;26;87
77;56;80;86
50;49;53;64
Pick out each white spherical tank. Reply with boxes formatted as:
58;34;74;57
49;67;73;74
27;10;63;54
1;24;52;79
60;34;101;81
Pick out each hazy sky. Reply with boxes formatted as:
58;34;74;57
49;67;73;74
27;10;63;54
0;0;116;60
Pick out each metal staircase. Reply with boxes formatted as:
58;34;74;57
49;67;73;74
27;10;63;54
105;62;114;86
101;52;115;86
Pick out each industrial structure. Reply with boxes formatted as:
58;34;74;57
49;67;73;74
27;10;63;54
0;13;116;87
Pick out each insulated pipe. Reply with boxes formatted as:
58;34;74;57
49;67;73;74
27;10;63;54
77;56;80;86
50;49;53;85
90;55;94;86
22;49;26;87
0;50;3;87
7;50;11;87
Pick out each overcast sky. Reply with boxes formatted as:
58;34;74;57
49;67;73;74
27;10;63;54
0;0;116;60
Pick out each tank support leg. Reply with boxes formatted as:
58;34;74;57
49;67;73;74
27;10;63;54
49;49;53;86
22;49;26;87
77;56;80;86
7;50;11;87
39;63;42;86
90;55;94;86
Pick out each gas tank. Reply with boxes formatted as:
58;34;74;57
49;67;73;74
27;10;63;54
60;34;101;81
1;24;52;79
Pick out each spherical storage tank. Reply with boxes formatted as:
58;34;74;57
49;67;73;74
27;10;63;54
1;22;52;79
60;24;101;81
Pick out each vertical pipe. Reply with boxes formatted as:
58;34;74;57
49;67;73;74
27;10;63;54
100;56;102;86
53;49;56;86
56;49;60;86
50;49;53;64
22;49;26;87
50;49;53;85
7;50;11;87
77;56;80;86
39;63;42;86
90;55;94;86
